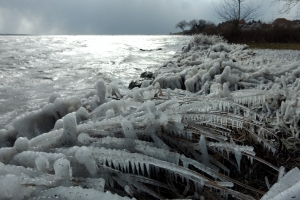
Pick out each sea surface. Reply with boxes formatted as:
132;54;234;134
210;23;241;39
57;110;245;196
0;35;191;128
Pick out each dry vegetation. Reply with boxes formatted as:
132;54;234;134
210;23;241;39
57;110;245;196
176;19;300;51
247;42;300;50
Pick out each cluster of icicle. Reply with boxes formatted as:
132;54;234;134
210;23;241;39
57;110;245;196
0;34;300;199
155;34;300;140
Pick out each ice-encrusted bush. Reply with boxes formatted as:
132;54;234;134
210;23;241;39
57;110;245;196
12;97;81;139
1;34;300;199
192;34;226;46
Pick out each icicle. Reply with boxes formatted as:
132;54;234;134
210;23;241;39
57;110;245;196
167;88;170;99
181;175;185;183
182;183;190;196
290;125;295;137
265;102;271;116
240;121;243;129
182;160;189;168
174;172;177;183
226;149;230;159
237;121;240;129
253;112;257;121
224;116;228;126
187;131;192;141
119;161;125;172
145;163;150;177
135;162;140;175
124;185;133;196
281;75;287;96
278;166;285;181
125;160;129;173
113;160;119;170
109;178;114;187
199;135;209;165
140;163;145;176
265;176;270;190
75;147;98;176
130;161;136;174
107;158;112;167
215;181;234;187
121;119;138;139
234;148;242;172
199;179;205;192
54;158;72;180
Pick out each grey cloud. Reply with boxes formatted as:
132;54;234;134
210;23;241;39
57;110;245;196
0;0;295;35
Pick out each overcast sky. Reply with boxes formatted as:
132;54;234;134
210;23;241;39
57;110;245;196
0;0;298;35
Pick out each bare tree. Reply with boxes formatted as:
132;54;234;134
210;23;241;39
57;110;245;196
188;19;198;30
175;20;188;32
198;20;207;32
272;0;300;14
213;0;260;22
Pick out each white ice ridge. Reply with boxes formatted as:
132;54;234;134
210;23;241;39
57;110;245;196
208;142;255;155
90;136;156;150
134;144;236;182
10;151;66;170
89;147;253;199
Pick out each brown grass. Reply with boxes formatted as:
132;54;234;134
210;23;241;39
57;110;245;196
247;43;300;50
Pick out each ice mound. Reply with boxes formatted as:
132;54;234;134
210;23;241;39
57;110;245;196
12;97;81;139
0;174;23;200
1;34;300;199
33;186;134;200
75;147;98;176
261;167;300;200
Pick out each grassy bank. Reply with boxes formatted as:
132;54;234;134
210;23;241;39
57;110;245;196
247;42;300;50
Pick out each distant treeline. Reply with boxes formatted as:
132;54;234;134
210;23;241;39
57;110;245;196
174;19;300;43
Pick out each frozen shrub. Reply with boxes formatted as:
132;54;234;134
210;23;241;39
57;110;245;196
12;97;81;139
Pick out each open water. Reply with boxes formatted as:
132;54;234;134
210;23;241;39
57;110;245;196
0;35;191;128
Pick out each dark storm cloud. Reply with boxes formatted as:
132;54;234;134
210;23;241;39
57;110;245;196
0;0;216;34
0;0;296;35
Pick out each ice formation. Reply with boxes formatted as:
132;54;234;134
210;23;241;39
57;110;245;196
262;167;300;200
1;34;300;199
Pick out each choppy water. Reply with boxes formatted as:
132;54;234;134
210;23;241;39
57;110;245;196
0;35;191;128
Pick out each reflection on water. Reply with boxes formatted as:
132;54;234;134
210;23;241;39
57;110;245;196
0;35;191;128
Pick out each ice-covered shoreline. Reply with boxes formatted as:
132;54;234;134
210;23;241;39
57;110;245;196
1;34;300;199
